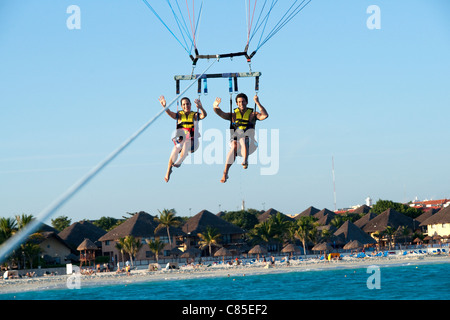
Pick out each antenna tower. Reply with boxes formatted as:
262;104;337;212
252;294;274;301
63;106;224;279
332;156;337;211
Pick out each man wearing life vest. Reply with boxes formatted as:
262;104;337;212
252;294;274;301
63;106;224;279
213;93;268;183
159;95;207;182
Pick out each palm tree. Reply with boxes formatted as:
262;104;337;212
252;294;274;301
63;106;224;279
372;231;383;250
16;214;34;230
115;240;126;269
154;209;180;246
269;213;290;251
120;235;142;267
20;233;42;269
384;226;395;249
396;226;411;248
249;220;274;246
197;226;221;256
294;216;317;257
146;239;165;263
0;217;17;243
330;215;344;229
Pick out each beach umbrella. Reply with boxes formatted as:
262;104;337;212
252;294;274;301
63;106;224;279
170;247;183;256
214;247;232;263
249;245;268;254
312;242;333;251
248;245;268;260
312;242;333;260
413;237;423;244
423;235;432;241
281;243;300;256
169;247;183;262
343;240;363;250
180;247;201;262
226;245;243;257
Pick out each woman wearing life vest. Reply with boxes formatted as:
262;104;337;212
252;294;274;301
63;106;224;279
159;95;207;182
213;93;268;183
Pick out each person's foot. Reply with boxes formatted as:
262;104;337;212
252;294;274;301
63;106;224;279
164;167;173;182
242;161;248;169
220;172;229;183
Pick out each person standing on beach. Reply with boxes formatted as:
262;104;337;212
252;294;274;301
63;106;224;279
213;93;268;183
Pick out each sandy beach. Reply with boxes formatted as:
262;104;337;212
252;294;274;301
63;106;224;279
1;254;449;295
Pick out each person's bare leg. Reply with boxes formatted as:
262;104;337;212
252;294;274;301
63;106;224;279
164;146;179;182
173;140;189;168
221;141;237;183
240;137;249;169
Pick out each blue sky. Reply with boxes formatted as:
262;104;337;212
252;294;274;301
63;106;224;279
1;0;449;224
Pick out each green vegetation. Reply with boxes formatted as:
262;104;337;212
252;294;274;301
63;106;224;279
370;199;422;219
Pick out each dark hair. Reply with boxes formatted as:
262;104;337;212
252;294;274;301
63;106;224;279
180;97;191;104
235;93;248;104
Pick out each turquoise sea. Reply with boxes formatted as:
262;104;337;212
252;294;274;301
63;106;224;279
1;262;449;300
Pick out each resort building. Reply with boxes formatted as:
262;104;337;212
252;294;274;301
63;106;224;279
182;210;246;251
98;211;185;264
37;232;72;265
420;206;450;238
410;198;450;210
333;221;377;246
362;208;418;246
294;206;320;219
257;208;294;223
58;220;106;253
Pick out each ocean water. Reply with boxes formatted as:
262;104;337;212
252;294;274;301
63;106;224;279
1;262;449;300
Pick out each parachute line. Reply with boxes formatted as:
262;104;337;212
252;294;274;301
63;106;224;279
166;0;193;52
142;0;191;55
0;59;217;264
256;0;312;51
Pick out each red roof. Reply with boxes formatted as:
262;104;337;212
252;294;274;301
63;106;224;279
413;199;449;207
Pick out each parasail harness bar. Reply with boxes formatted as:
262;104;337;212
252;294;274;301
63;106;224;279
174;71;261;97
174;71;261;81
189;46;257;66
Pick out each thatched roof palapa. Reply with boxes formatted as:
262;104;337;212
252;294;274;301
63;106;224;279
312;242;333;251
343;240;364;250
363;208;417;233
352;204;371;214
182;210;245;235
59;220;106;251
180;247;201;258
354;212;377;229
295;206;320;219
281;243;301;253
420;206;450;226
248;245;268;254
99;211;185;242
214;247;232;257
257;208;294;223
334;221;377;245
77;238;98;251
415;208;439;224
314;208;336;221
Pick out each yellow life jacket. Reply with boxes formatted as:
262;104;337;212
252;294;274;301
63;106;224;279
234;107;254;131
177;111;196;130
